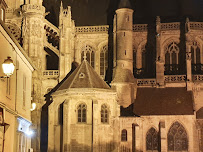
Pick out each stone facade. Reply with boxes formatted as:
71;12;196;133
3;0;203;151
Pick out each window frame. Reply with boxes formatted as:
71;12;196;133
77;103;87;123
121;129;127;142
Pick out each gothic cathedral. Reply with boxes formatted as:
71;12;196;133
4;0;203;151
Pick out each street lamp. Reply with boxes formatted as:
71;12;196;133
1;57;15;78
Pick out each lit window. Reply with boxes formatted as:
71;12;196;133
100;45;108;77
121;129;127;141
101;104;109;123
81;45;95;68
77;103;87;123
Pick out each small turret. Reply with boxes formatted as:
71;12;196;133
59;2;75;81
112;0;136;108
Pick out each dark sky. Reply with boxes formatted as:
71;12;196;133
43;0;203;26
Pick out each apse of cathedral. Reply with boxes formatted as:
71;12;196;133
3;0;203;151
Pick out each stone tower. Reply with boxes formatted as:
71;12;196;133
112;0;136;108
59;2;75;80
22;1;46;151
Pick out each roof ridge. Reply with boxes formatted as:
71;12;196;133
69;61;84;88
85;60;93;88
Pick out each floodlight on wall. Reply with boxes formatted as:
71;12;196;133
1;57;15;78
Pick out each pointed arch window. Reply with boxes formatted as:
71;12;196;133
77;103;87;123
165;42;179;74
101;104;109;123
100;45;108;77
168;122;188;151
191;42;202;73
121;129;127;141
146;127;160;151
81;45;95;68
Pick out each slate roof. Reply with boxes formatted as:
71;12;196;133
197;107;203;119
133;87;194;115
56;60;110;91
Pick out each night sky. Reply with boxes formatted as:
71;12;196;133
43;0;203;26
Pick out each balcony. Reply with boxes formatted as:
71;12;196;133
192;64;203;74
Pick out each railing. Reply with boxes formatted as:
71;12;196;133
137;79;156;87
75;25;109;33
164;75;186;83
133;24;148;32
43;70;59;77
160;22;180;31
164;64;180;75
193;75;203;81
190;22;203;30
192;64;203;74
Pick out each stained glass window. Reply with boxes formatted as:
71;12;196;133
146;127;159;151
101;104;109;123
77;103;87;123
100;45;108;77
81;45;95;68
167;122;188;151
121;129;127;141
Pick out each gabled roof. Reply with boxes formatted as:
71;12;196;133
133;87;194;115
56;60;110;91
118;0;132;9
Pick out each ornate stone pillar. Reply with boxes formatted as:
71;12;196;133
156;16;165;87
186;42;193;90
159;121;167;152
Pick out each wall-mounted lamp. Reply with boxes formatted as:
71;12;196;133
30;103;36;111
0;57;15;78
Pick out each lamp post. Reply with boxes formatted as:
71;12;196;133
0;57;15;78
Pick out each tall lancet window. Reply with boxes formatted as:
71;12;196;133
101;104;109;123
77;103;87;123
168;122;188;151
165;42;179;74
100;45;108;77
191;42;201;73
146;127;160;152
81;45;95;68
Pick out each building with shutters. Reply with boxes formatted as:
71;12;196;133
2;0;203;151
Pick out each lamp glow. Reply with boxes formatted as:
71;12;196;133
30;103;36;111
2;57;15;76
